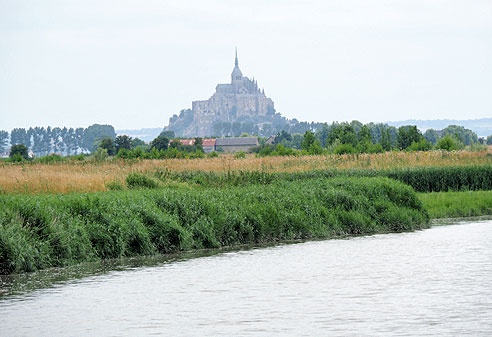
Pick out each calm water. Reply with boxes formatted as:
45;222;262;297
1;221;492;336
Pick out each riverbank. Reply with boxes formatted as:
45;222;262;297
0;177;429;274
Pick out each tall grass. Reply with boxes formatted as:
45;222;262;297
154;165;492;192
1;150;491;194
0;177;429;274
418;191;492;219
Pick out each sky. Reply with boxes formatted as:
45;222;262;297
1;0;491;131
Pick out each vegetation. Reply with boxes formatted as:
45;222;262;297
9;144;29;161
150;165;492;193
419;191;492;219
1;150;492;194
0;177;429;274
3;124;116;157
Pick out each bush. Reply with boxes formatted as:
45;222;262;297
94;148;108;161
9;144;29;160
207;151;219;158
9;153;24;163
234;151;246;159
105;180;124;191
435;135;462;151
126;172;159;189
407;139;432;152
35;154;64;164
334;143;356;155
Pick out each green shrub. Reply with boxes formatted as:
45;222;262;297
126;172;159;189
435;135;462;151
234;151;246;159
94;148;109;161
334;143;356;155
105;180;124;191
35;154;64;164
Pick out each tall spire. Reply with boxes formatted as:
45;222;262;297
231;47;242;82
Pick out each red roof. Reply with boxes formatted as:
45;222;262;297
202;139;216;146
169;138;216;147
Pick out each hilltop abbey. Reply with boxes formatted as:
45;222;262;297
166;50;275;137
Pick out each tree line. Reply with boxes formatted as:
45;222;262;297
254;122;485;156
0;124;116;156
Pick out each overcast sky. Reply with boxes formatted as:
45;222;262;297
1;0;491;131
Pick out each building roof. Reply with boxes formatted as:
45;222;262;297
202;139;216;146
171;138;217;147
215;137;259;146
177;139;194;146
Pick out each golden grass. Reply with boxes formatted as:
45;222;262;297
1;150;492;194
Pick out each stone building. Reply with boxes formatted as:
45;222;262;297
167;50;275;137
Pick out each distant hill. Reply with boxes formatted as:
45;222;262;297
387;118;492;137
116;128;163;142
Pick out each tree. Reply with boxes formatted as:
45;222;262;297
9;144;29;159
132;138;146;149
397;126;422;150
274;130;292;144
115;135;133;153
327;124;357;146
435;135;462;151
301;131;316;151
83;124;116;152
98;138;116;156
407;139;432;151
441;125;478;146
159;130;175;139
193;137;203;152
358;125;372;143
151;136;169;151
10;128;30;148
424;129;439;144
487;135;492;145
380;128;392;151
0;130;8;153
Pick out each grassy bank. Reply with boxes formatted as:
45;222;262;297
153;165;492;193
1;149;491;194
0;177;429;274
419;190;492;219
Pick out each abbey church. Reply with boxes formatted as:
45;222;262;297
166;51;275;137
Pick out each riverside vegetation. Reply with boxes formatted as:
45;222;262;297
0;177;429;274
2;151;492;275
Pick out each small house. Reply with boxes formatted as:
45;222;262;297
202;139;216;153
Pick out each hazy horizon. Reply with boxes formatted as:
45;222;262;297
1;0;491;131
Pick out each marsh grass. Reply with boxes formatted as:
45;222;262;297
0;177;429;274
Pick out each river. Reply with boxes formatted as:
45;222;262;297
1;221;492;336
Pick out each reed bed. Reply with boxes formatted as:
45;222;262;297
1;150;491;194
0;177;428;274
